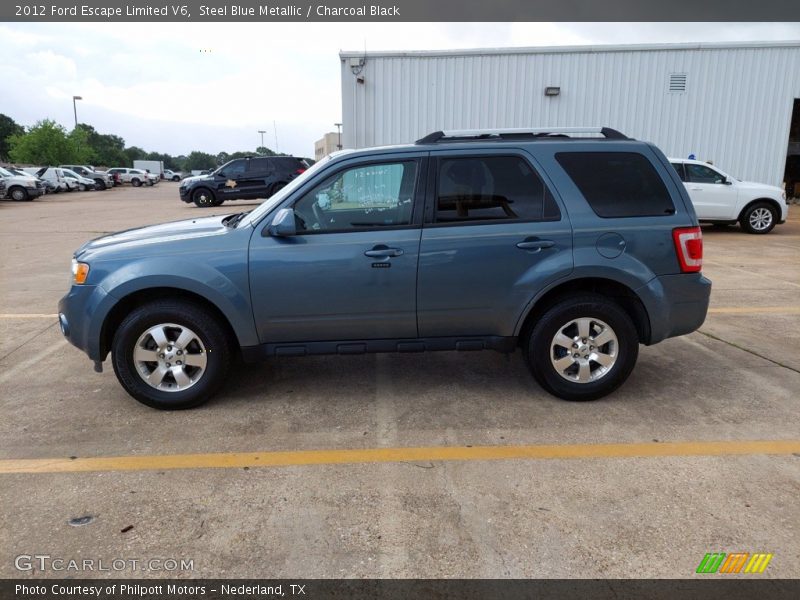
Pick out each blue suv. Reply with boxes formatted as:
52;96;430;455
59;127;711;409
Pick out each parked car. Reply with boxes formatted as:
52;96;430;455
60;165;114;190
6;168;50;193
59;126;712;410
106;168;150;187
179;156;309;207
61;168;97;191
669;158;788;234
143;170;160;186
164;169;182;182
0;166;45;201
33;167;72;193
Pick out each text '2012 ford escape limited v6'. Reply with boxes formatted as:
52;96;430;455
59;127;711;410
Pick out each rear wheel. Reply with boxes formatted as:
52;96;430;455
131;178;142;187
192;188;217;207
740;202;777;234
172;176;180;182
111;300;231;410
524;294;639;401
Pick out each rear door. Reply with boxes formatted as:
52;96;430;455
417;149;573;338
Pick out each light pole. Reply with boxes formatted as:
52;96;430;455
257;130;266;152
334;122;342;150
72;96;82;128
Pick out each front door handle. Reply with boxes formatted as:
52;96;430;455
365;245;404;258
516;238;555;251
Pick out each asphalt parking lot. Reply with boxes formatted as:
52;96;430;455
1;185;798;579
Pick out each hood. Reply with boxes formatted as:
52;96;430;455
736;180;784;195
76;215;233;259
181;174;214;185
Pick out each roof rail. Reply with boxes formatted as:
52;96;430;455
415;127;628;144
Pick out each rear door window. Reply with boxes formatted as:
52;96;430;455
686;163;725;184
556;152;675;218
434;155;560;224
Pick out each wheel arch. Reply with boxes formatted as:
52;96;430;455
99;287;241;361
516;277;651;345
737;197;781;221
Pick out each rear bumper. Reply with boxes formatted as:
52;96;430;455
637;273;712;345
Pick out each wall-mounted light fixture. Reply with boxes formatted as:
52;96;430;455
544;87;561;97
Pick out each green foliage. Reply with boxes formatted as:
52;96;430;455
8;119;91;165
0;114;24;160
3;114;290;172
185;151;216;171
74;123;127;167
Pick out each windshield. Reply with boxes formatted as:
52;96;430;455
0;167;15;177
242;154;341;227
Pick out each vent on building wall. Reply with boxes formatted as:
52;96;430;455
669;73;688;93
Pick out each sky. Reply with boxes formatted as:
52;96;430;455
1;22;799;159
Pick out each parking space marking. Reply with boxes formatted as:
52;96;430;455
0;338;67;384
0;314;58;319
707;306;800;315
1;439;798;475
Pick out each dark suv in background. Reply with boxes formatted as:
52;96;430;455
180;156;310;207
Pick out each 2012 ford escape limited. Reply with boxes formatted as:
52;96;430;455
59;127;711;409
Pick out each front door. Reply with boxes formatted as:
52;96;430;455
684;162;737;220
215;158;248;200
248;156;426;343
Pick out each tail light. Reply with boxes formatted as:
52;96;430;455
672;227;703;273
295;168;306;174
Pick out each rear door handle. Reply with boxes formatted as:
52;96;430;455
516;238;555;251
365;245;404;258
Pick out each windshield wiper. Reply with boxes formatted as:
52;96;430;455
224;211;250;228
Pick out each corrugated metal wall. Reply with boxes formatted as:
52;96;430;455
340;43;800;187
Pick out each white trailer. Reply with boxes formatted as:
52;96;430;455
133;160;165;178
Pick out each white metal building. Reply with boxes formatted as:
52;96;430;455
340;42;800;188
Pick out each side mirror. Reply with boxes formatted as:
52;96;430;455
268;208;297;237
723;179;732;185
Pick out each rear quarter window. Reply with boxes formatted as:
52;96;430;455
556;151;675;218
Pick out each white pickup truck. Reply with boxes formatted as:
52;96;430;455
669;158;788;234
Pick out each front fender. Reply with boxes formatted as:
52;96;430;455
96;257;258;347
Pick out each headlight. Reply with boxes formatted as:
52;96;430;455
71;259;90;285
26;181;36;188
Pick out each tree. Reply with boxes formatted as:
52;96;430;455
256;146;276;156
216;151;229;166
8;119;92;165
0;114;24;160
185;151;216;171
123;146;147;165
75;123;127;167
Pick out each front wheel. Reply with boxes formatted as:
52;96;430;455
192;188;217;207
524;294;639;401
9;186;29;201
111;300;231;410
172;176;180;182
131;178;142;187
740;202;777;234
94;179;107;191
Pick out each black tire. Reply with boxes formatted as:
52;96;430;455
111;300;231;410
269;183;286;198
523;294;639;402
8;186;29;201
172;176;180;182
192;188;217;207
739;201;777;234
131;178;142;187
93;178;107;191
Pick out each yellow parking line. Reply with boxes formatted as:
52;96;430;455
708;306;800;315
1;439;798;475
0;314;58;319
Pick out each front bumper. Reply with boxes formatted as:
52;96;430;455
58;284;113;361
179;187;192;202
